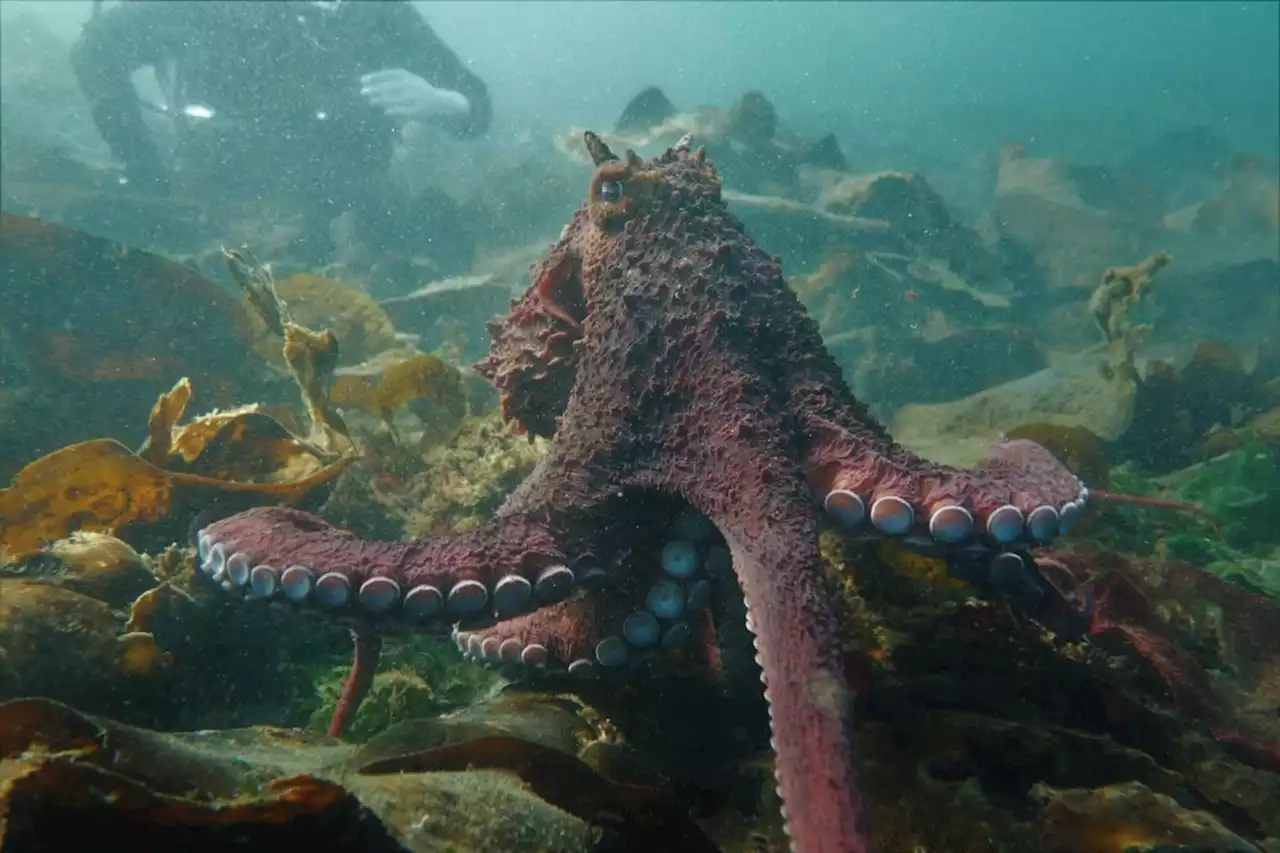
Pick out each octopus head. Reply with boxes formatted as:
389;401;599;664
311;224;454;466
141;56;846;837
476;131;721;438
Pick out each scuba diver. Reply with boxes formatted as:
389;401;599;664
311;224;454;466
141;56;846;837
71;0;492;274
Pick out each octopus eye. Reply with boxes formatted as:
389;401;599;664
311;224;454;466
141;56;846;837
598;180;624;203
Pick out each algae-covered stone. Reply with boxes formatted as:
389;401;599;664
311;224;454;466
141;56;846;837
404;412;548;537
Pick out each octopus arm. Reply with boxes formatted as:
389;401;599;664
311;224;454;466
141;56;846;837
663;376;871;853
196;506;576;631
689;462;870;853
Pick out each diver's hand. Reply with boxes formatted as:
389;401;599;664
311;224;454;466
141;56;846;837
360;69;470;120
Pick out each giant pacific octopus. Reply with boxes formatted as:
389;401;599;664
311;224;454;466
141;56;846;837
196;133;1198;853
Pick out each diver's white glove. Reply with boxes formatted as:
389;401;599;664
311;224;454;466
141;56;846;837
360;69;470;119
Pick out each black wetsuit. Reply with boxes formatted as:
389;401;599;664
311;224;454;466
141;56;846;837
71;0;491;268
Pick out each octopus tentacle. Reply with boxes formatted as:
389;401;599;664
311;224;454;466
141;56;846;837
736;536;867;853
668;390;871;853
1089;489;1223;536
773;294;1088;554
805;418;1089;549
329;631;382;737
198;506;576;627
704;491;869;853
455;513;726;673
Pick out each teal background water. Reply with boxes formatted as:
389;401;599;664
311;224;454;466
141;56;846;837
427;0;1279;162
6;0;1277;163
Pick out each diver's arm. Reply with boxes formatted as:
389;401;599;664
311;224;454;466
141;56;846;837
380;2;493;138
70;1;191;188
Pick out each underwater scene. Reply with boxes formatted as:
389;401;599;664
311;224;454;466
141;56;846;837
0;1;1278;851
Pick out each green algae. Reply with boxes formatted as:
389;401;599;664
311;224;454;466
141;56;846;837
1093;442;1280;601
307;634;503;742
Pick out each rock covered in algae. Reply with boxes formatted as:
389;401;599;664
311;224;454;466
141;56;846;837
1034;780;1262;852
0;580;124;701
0;528;334;730
402;411;548;537
1121;339;1276;474
1163;153;1280;250
0;532;177;695
991;141;1162;291
0;212;258;387
0;214;272;479
307;637;504;743
20;531;156;608
805;520;1280;852
0;695;717;853
842;323;1048;409
890;346;1134;468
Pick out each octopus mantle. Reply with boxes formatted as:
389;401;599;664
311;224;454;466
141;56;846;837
199;134;1089;853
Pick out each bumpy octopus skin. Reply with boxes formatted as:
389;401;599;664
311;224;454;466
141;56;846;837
198;134;1093;853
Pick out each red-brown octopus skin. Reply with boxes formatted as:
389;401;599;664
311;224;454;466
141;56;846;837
198;133;1090;853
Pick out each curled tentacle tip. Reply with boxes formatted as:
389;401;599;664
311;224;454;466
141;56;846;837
1090;489;1224;539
